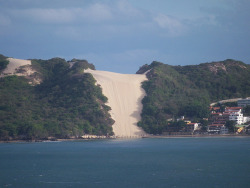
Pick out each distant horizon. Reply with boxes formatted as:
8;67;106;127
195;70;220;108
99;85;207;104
1;0;249;73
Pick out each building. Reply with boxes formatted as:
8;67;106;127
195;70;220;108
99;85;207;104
229;113;244;124
220;126;229;134
238;98;250;107
211;113;228;125
210;107;221;113
244;117;250;123
224;107;244;125
207;124;228;134
224;107;242;113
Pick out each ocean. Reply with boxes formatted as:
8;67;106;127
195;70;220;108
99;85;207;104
0;137;250;188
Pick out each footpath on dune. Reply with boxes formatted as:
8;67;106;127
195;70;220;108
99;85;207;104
85;69;147;138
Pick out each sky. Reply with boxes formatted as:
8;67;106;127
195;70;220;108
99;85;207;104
0;0;249;73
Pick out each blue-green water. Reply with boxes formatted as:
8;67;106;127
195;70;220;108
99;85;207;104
0;137;250;188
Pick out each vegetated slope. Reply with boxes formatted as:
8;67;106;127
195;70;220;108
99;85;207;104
0;54;9;72
0;56;114;140
137;60;250;134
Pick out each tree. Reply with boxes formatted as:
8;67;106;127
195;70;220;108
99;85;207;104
225;121;236;133
200;119;208;131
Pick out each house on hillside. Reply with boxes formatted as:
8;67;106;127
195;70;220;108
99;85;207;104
186;123;199;132
211;113;228;123
238;98;250;107
224;107;245;125
210;107;221;113
207;124;228;134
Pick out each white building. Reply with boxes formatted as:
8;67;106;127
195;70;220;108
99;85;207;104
225;107;245;125
238;98;250;107
207;124;228;134
229;113;244;124
244;117;250;124
220;126;229;134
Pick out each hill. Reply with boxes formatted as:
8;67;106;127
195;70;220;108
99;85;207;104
0;56;114;141
1;54;250;139
137;60;250;134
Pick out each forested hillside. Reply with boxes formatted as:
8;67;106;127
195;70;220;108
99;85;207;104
1;54;250;139
137;60;250;134
0;56;114;140
0;54;9;72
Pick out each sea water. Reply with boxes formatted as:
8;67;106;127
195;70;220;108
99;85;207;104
0;137;250;188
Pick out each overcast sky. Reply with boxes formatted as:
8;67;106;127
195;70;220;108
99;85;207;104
0;0;249;73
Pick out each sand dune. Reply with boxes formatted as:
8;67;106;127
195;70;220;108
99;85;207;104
85;69;147;138
2;58;31;75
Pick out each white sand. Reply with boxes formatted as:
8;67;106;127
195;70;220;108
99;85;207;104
1;58;31;75
85;69;147;138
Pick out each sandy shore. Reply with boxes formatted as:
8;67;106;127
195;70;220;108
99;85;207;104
1;58;31;76
85;69;147;138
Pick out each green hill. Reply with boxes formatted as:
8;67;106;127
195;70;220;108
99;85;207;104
1;54;250;139
0;56;114;141
137;60;250;134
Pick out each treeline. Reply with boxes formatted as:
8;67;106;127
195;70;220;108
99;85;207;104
0;57;114;140
137;60;250;134
0;54;9;72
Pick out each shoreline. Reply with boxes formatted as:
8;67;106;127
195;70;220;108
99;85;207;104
142;134;250;138
1;134;250;143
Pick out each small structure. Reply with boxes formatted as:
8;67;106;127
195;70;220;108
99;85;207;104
81;135;107;139
238;98;250;107
224;107;244;125
235;124;250;134
207;124;228;134
186;123;199;132
220;126;229;134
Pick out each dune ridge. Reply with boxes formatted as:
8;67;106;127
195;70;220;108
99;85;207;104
1;58;31;76
85;69;147;138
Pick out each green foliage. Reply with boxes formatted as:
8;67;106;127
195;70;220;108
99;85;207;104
200;120;208;131
0;54;9;72
0;57;113;140
225;121;236;132
138;60;250;134
243;106;250;116
70;59;95;74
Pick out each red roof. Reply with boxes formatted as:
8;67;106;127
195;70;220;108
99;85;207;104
213;107;220;110
211;113;222;115
210;107;220;110
225;107;242;110
209;124;225;127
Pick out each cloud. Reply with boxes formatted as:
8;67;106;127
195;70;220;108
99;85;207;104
153;14;186;36
9;3;113;24
5;0;239;43
115;0;145;19
81;3;113;23
5;0;190;39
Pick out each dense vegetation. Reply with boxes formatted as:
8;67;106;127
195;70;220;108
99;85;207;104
1;54;250;139
0;57;114;141
137;60;250;134
0;54;9;72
